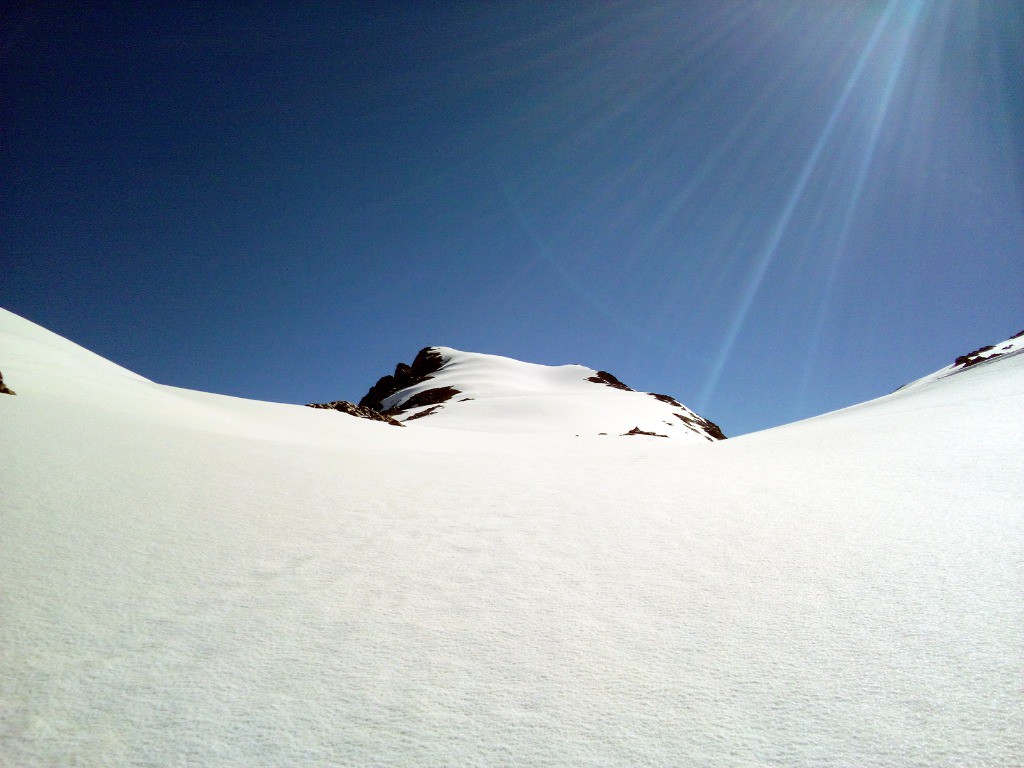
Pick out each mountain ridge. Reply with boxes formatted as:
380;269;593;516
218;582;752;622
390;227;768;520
315;345;727;441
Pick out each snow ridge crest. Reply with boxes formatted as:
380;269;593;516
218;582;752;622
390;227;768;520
335;346;726;441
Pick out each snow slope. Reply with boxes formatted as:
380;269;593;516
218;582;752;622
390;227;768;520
370;346;724;440
2;307;1022;767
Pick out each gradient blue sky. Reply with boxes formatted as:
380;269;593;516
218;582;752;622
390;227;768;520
2;1;1021;436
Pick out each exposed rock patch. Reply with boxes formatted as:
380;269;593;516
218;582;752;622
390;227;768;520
0;370;14;396
622;426;668;438
952;329;1023;370
953;345;996;369
306;400;404;426
649;392;683;407
385;385;460;414
674;412;726;441
651;393;726;440
404;405;444;422
587;370;633;391
310;348;456;425
359;347;446;412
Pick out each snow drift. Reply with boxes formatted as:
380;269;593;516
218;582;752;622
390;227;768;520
1;306;1022;767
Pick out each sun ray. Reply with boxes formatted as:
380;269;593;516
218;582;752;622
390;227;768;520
698;0;902;410
797;0;924;407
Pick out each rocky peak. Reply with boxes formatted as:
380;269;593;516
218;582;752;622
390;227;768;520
307;345;726;440
358;347;446;412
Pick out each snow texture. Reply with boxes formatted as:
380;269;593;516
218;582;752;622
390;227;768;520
1;307;1022;767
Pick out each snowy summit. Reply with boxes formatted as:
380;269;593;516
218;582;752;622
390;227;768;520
318;345;726;440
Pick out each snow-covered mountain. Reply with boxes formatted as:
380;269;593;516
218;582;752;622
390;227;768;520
2;306;1022;767
898;328;1024;390
321;345;726;440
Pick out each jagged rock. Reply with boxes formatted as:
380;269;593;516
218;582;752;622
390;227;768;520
0;369;15;396
359;347;446;412
951;330;1023;370
673;412;726;441
648;393;726;440
954;345;995;369
384;385;461;414
649;392;683;407
306;400;404;426
587;370;633;391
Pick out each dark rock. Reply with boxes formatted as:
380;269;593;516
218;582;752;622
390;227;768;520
586;370;633;391
592;377;724;439
622;426;668;438
385;385;461;414
954;345;996;369
306;400;404;427
404;404;444;422
359;347;446;411
649;392;683;408
950;333;1024;371
0;370;14;396
673;411;726;441
410;347;445;379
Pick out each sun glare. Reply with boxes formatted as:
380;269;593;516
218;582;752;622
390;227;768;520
698;0;923;408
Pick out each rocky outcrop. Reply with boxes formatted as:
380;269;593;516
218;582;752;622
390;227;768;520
954;345;996;369
306;400;404;426
896;328;1024;393
622;426;668;438
306;348;456;425
674;412;726;441
0;369;14;396
952;329;1023;370
649;392;683;407
384;385;460;414
587;370;633;391
359;347;446;412
590;377;725;440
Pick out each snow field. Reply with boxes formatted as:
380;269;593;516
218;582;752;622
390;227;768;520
1;308;1022;766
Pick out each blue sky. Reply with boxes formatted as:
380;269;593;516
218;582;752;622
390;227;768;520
2;1;1021;436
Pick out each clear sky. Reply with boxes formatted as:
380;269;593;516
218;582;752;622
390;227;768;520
2;1;1021;436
